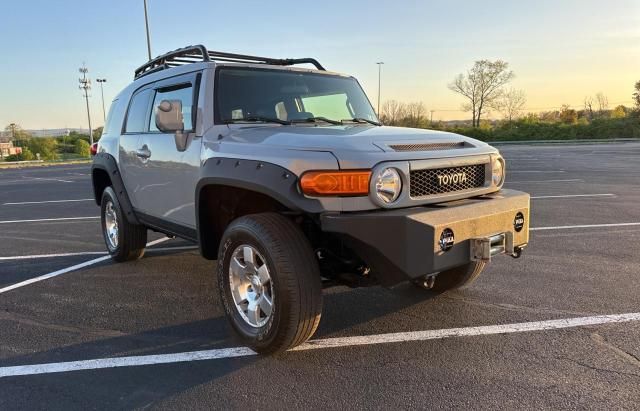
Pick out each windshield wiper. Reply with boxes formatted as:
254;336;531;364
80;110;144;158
342;117;382;126
290;116;342;125
224;116;291;125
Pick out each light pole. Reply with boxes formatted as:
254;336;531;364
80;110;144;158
376;62;384;116
79;65;93;145
96;78;107;123
143;0;152;60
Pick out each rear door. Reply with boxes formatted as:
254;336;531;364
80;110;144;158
118;87;154;210
134;72;202;231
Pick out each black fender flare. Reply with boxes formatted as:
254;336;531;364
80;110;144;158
195;158;325;258
91;153;140;225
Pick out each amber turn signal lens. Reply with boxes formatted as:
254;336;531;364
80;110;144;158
300;170;371;196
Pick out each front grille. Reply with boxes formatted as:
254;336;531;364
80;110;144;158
389;142;467;152
410;164;486;197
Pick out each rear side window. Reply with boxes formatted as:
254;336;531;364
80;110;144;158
102;99;118;136
149;84;194;132
125;89;152;133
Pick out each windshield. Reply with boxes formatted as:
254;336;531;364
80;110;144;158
215;67;379;125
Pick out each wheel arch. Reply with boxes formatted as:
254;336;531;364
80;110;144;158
197;182;294;260
195;158;325;260
91;153;140;225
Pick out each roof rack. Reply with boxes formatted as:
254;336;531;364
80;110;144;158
134;44;326;79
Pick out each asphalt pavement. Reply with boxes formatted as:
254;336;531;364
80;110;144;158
1;143;639;410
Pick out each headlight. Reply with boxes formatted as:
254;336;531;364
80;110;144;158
492;156;505;186
374;168;402;203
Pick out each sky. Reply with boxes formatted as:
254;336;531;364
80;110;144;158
1;0;639;129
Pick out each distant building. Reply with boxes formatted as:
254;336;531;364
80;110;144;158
0;140;22;158
27;128;90;137
0;129;91;138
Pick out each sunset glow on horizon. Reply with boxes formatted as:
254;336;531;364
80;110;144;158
1;0;638;128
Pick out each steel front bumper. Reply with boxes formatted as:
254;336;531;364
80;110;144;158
320;189;530;287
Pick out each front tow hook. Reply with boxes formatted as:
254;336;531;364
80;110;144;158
511;246;525;259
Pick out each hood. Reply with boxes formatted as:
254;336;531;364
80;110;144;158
222;125;488;153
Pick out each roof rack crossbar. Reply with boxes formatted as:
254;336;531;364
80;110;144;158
134;44;325;79
206;50;326;70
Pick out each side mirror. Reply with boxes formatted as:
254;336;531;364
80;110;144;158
155;99;184;133
155;99;190;152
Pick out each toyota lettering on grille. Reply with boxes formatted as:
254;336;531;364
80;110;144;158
437;172;468;186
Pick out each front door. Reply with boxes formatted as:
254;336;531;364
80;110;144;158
135;73;202;230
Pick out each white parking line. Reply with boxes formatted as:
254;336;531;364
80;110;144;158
531;222;640;231
509;170;565;173
506;179;583;184
22;177;74;183
1;312;639;378
0;245;198;261
0;238;170;294
3;199;94;206
0;216;99;224
531;194;615;199
0;252;105;261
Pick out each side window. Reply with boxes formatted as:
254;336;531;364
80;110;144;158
149;84;194;132
102;99;118;136
125;89;152;133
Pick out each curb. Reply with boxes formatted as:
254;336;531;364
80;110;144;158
0;160;91;169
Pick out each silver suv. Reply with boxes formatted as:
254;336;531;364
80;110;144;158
92;45;530;353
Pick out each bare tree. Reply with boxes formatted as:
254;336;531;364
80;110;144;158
405;102;427;127
583;96;594;120
448;60;515;127
633;80;640;109
380;100;407;125
596;92;609;113
493;88;526;123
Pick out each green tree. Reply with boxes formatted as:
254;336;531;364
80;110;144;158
74;139;91;157
24;138;58;160
449;60;515;127
611;105;627;119
634;81;640;110
92;127;103;142
559;105;578;124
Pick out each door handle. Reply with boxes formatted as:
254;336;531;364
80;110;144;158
136;146;151;159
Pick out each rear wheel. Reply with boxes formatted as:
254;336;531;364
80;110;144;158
100;186;147;262
217;213;322;354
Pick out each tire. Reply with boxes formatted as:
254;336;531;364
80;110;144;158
217;213;322;354
100;186;147;262
430;262;486;293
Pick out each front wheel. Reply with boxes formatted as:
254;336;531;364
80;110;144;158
100;186;147;262
217;213;322;354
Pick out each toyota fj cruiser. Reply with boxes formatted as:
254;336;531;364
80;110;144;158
92;45;530;353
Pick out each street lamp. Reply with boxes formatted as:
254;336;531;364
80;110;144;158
376;62;384;116
78;65;93;145
143;0;152;60
96;78;107;123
